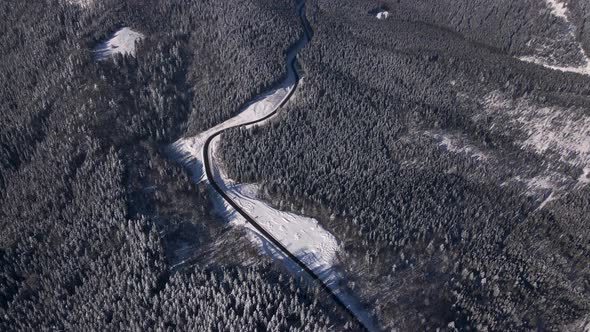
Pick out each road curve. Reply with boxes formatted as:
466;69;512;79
202;1;370;331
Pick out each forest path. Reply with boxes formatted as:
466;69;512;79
171;0;377;330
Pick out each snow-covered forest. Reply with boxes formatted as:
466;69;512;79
2;0;590;330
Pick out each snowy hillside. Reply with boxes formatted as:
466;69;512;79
483;91;590;171
519;0;590;74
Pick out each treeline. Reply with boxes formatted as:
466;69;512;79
0;0;357;330
220;0;590;330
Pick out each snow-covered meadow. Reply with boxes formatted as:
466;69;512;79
376;11;390;20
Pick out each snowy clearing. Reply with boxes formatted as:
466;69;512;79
525;175;558;191
93;28;144;61
376;11;390;20
516;173;565;195
483;91;590;169
512;172;574;210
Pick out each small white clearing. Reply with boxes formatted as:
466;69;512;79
93;28;144;61
376;11;390;20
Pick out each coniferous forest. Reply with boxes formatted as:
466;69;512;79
3;0;590;331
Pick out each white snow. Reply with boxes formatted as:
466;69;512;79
508;172;569;210
513;174;563;210
579;167;590;185
546;0;569;21
376;11;390;20
526;175;556;191
93;28;144;61
537;192;555;210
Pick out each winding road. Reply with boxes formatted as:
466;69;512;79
200;1;372;331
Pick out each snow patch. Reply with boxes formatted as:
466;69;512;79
93;28;144;61
64;0;93;6
513;173;566;210
526;175;556;191
546;0;569;21
376;11;390;20
519;55;590;75
518;173;563;193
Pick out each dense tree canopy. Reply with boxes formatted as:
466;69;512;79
0;0;356;330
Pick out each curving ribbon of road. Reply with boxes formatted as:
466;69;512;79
202;1;371;331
